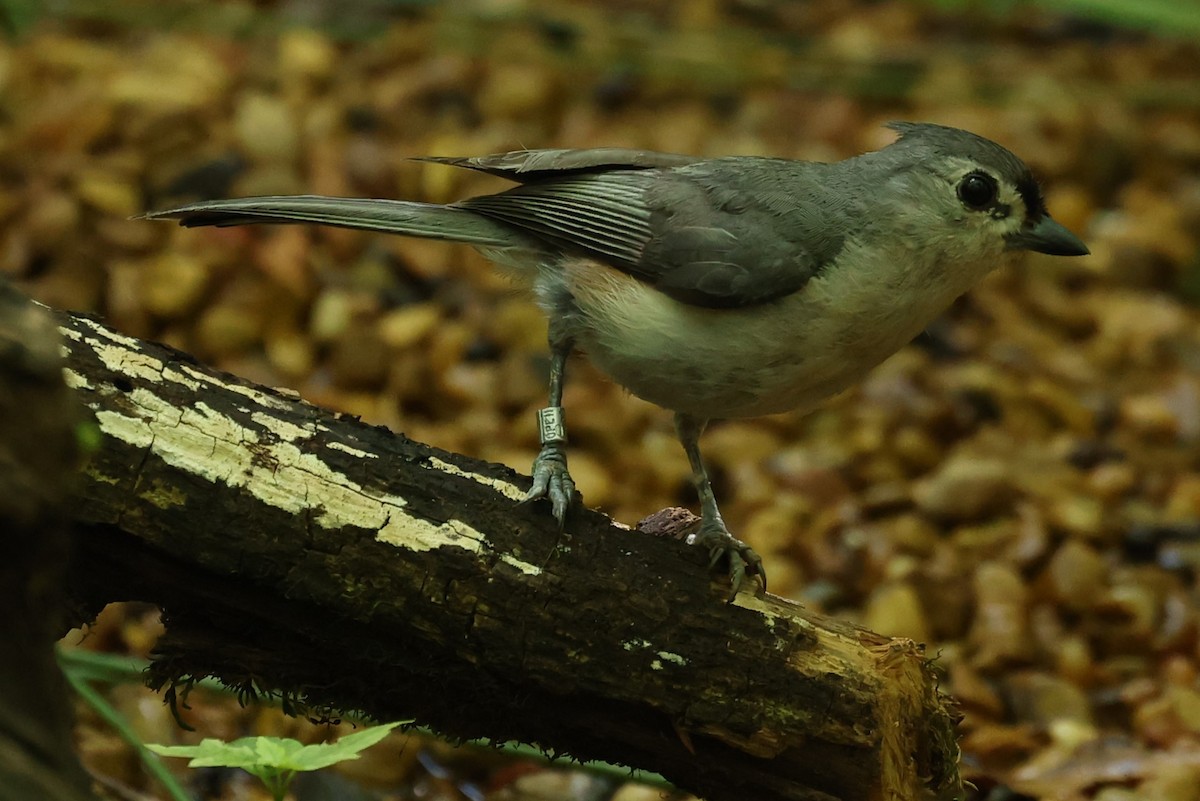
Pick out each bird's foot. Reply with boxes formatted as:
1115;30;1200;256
521;442;576;528
689;522;767;601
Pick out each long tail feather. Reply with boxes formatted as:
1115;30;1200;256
143;195;517;246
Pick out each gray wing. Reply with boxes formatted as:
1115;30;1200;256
415;148;700;183
457;157;850;309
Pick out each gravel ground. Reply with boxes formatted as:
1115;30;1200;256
8;1;1200;799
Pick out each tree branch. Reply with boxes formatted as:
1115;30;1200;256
55;308;962;801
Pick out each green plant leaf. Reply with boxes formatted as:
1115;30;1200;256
287;722;403;770
254;736;303;767
148;737;264;770
147;722;404;772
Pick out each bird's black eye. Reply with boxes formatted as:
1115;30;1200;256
957;172;998;210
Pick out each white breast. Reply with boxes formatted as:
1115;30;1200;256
545;243;1003;419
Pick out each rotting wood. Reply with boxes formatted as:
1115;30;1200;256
54;308;963;801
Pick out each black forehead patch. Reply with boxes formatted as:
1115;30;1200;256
1014;173;1046;221
887;122;1048;221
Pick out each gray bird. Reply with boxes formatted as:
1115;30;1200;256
146;122;1089;599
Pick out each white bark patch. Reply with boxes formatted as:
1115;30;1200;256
63;321;203;391
74;336;541;576
76;317;142;349
427;456;525;501
249;411;310;443
63;368;92;391
656;651;686;666
327;440;378;459
181;363;296;411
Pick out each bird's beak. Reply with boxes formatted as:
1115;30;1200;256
1006;216;1090;256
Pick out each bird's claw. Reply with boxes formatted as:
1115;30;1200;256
691;525;767;602
520;444;576;528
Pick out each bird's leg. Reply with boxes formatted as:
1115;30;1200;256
521;332;577;527
674;412;766;599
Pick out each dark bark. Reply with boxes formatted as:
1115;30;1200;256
0;285;99;801
53;308;962;801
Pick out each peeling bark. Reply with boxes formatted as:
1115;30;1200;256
55;309;963;801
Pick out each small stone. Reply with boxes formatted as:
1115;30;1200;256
0;230;31;278
196;303;263;357
309;290;360;342
105;259;146;324
1047;718;1099;750
487;299;548;353
1056;635;1094;685
1091;788;1140;801
95;217;160;250
425;320;471;375
1104;582;1160;641
439;362;498;406
1167;686;1200;735
264;329;314;378
949;659;1004;717
330;324;392;389
1165;474;1200;522
377;303;442;349
75;169;140;216
863;581;930;643
610;784;681;801
110;683;177;747
331;729;414;785
1046;495;1107;540
768;447;852;504
1045;540;1107;611
914;455;1015;520
25;191;79;247
563;450;613;508
1007;502;1050;566
506;770;608;801
1005;672;1096;730
1138;764;1200;801
234;92;299;162
254;227;312;295
1135;691;1200;747
417;155;466;205
850;484;903;521
1121;393;1179;439
278;28;337;82
107;37;228;110
884;513;939;555
1158;592;1197;651
892;426;943;472
703;422;782;468
970;562;1033;668
75;727;140;787
636;429;693;496
140;252;209;318
1087;462;1137;502
743;502;807;556
235;162;305;197
1027;377;1095;434
477;63;559;120
958;722;1041;765
1041;183;1094;247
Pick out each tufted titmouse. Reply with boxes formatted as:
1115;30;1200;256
147;122;1089;598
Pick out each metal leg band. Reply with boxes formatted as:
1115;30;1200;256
536;406;567;445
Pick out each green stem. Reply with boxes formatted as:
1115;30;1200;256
62;666;195;801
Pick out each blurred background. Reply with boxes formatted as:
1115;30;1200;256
5;0;1200;799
